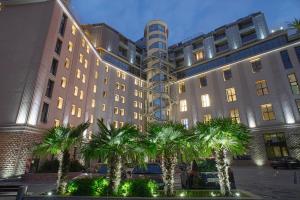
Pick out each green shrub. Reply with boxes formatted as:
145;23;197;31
118;179;158;197
66;177;109;196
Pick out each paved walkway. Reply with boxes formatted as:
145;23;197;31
233;166;300;200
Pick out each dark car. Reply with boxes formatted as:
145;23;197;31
131;163;164;188
270;157;300;169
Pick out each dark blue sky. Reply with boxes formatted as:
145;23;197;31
70;0;300;45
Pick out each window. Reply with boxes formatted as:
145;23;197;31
68;41;73;52
121;73;126;80
95;71;98;79
76;69;81;79
77;108;81;118
86;45;90;54
203;114;211;123
102;104;106;111
280;50;293;69
90;115;94;123
264;133;289;159
149;41;166;50
223;69;232;81
251;59;262;73
84;59;88;68
104;78;108;84
178;82;186;94
57;97;64;109
50;58;58;76
295;99;300;113
54;119;60;127
139;113;143;120
102;91;107;97
120;109;125;116
288;73;300;94
93;85;97;93
149;33;166;40
230;108;240;123
134;79;139;85
201;94;210;107
60;77;67;88
71;24;76;35
55;39;62;55
79;90;84;100
115;94;119;102
64;58;70;69
91;99;95;108
120;122;124;127
133;101;138;108
117;71;121;78
134;112;138;119
226;88;237;102
59;14;67;36
181;118;189;129
40;103;49;123
105;65;109;72
45;80;54;98
199;76;207;88
261;104;275;120
81;39;86;47
71;104;76;115
79;54;83;63
139;102;143;109
295;46;300;63
121;84;126;91
134;90;138;96
139;91;143;98
113;121;118;128
82;74;86;83
121;96;125;103
180;100;187;112
74;86;78;96
195;50;204;61
96;59;100;66
256;80;269;96
149;24;165;32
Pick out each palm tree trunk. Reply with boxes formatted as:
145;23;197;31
108;155;122;194
224;161;232;195
161;153;177;196
215;150;229;196
56;152;63;193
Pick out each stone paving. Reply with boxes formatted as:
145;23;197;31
233;166;300;200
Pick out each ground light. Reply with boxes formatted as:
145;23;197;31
47;191;52;196
210;192;216;197
179;192;186;197
235;192;241;197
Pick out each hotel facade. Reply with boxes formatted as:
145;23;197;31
0;0;300;178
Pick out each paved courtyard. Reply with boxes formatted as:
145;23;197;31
233;165;300;200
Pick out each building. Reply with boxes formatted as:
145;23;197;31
0;0;300;178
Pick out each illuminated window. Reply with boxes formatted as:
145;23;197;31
178;82;185;94
139;102;143;109
68;41;73;52
256;80;269;96
295;99;300;113
95;71;98;79
61;77;67;88
114;107;119;115
105;65;109;72
86;45;90;54
81;39;85;47
230;108;240;123
199;76;207;88
120;122;124;127
102;104;106;111
77;107;81;118
84;59;88;68
261;104;275;121
223;68;232;81
71;104;76;115
115;94;119;102
79;54;83;63
121;96;125;103
226;88;237;102
113;121;118;128
203;114;211;123
195;50;204;61
120;109;125;116
104;78;108;84
57;97;63;109
180;99;187;112
79;90;83;100
76;69;81;79
117;70;121;78
181;118;189;129
71;24;76;35
74;86;78;96
250;59;262;73
139;113;143;120
93;85;97;93
134;90;138;96
121;73;126;80
139;91;143;98
201;94;210;107
96;59;100;66
139;125;143;131
91;99;95;108
134;112;138;119
121;84;126;91
82;74;86;83
288;73;300;94
102;91;107;97
54;119;60;127
134;78;139;85
133;101;138;108
140;81;143;87
64;57;70;69
90;115;94;123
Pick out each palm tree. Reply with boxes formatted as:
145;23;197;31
193;118;250;196
288;18;300;32
81;119;145;194
33;122;89;193
146;122;190;196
